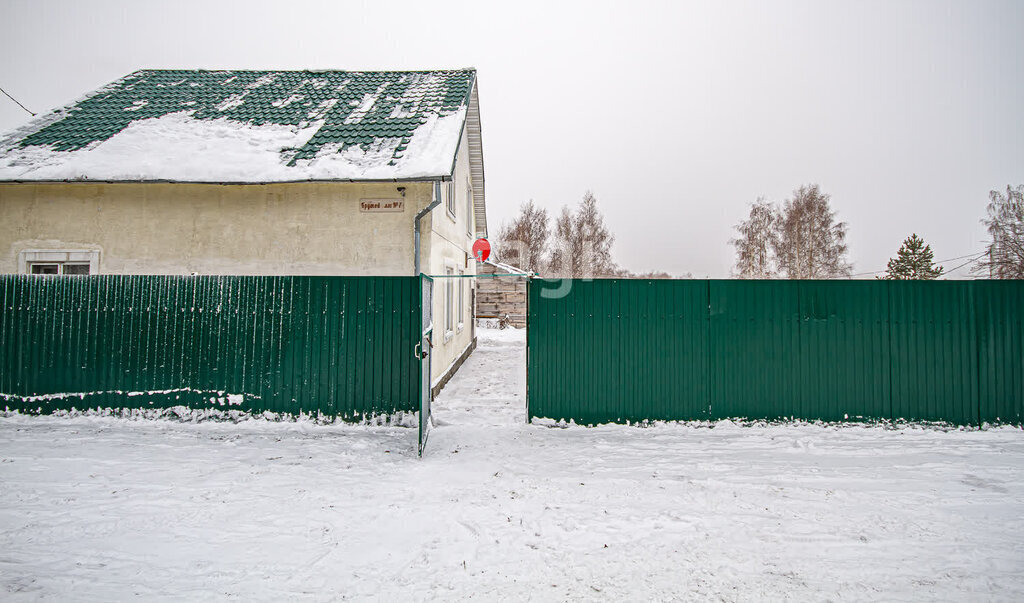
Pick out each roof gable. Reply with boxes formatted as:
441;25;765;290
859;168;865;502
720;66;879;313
0;69;475;183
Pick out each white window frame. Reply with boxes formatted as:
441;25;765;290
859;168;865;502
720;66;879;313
28;263;91;275
18;249;100;275
457;269;465;332
446;180;456;221
444;264;455;342
465;178;474;238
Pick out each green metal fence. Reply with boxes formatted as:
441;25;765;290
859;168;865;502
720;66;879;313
1;275;425;421
527;279;1024;426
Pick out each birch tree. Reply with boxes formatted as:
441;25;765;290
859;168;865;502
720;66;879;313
731;197;778;278
773;184;852;279
495;200;549;272
976;184;1024;279
548;191;617;278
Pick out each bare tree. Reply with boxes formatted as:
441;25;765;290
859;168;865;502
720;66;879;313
548;191;617;278
495;200;548;272
731;197;778;278
631;270;675;279
547;205;573;276
975;184;1024;279
773;184;852;279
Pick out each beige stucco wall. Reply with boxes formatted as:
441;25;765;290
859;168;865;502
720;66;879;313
0;181;433;276
425;125;479;384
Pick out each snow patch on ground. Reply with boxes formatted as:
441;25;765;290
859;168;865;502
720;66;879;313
1;328;1022;600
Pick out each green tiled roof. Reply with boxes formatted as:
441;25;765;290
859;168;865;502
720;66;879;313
3;68;474;174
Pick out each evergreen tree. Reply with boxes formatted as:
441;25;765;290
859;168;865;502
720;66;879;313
881;234;944;280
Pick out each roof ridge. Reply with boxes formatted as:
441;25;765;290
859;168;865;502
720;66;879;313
130;68;477;74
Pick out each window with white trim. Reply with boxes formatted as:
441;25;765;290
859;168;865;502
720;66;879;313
457;269;465;331
19;249;99;275
444;265;455;339
465;179;473;238
30;263;90;275
446;181;456;218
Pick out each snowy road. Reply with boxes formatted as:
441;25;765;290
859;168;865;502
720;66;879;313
2;327;1023;601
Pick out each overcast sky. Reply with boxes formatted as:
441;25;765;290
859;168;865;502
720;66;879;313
1;0;1021;278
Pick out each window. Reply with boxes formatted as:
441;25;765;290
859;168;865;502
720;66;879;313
30;263;90;275
465;180;474;238
444;266;455;339
30;264;59;275
19;249;99;275
457;269;465;331
446;181;456;218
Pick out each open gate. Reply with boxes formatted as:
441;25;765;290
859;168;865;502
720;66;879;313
418;275;434;456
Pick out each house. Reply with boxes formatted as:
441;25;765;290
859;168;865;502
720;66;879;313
0;68;486;392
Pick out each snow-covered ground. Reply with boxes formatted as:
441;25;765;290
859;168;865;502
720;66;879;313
2;327;1023;601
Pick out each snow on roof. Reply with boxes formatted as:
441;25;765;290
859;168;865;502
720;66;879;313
0;69;475;183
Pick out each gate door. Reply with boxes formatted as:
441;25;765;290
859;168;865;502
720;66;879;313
418;276;434;456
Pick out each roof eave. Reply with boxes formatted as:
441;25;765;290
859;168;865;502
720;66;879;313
0;176;454;185
447;72;475;178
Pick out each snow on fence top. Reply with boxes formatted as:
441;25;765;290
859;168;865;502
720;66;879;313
0;69;475;183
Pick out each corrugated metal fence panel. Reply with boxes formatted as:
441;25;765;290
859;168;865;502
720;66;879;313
975;280;1024;424
527;279;709;424
710;280;891;421
795;280;892;421
0;275;420;419
709;280;801;420
529;279;1023;426
888;281;977;425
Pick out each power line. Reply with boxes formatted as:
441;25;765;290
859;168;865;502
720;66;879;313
934;250;989;263
849;268;888;277
941;255;985;278
938;250;988;276
0;85;36;116
850;249;986;278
